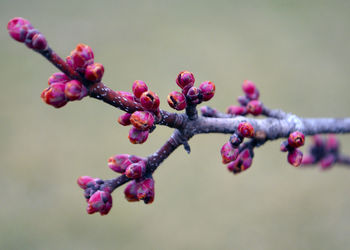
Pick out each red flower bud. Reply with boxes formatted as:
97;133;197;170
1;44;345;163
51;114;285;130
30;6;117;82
31;33;48;51
137;177;155;204
77;176;95;189
41;82;68;108
132;80;148;99
199;81;215;101
246;89;260;100
130;111;155;131
226;105;247;116
240;149;253;170
246;100;263;116
64;80;87;101
108;154;133;173
124;180;140;202
66;43;94;73
288;131;305;148
84;63;104;82
221;142;239;164
287;149;303;167
125;161;147;179
128;126;149;144
237;122;254;138
118;113;132;126
48;72;70;85
242;80;256;95
167;91;187;111
7;17;33;42
186;86;201;104
176;71;195;89
86;190;112;215
140;91;160;111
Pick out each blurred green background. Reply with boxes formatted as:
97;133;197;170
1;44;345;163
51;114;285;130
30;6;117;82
1;0;350;249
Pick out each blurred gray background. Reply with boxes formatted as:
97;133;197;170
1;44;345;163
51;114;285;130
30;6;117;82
1;0;350;249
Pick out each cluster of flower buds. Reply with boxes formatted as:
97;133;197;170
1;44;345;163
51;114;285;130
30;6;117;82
302;135;340;170
220;121;255;174
77;176;112;215
41;72;88;108
124;176;155;204
108;154;155;203
66;43;104;82
108;154;147;179
167;71;215;111
280;131;305;167
117;80;159;144
7;17;48;51
226;80;263;116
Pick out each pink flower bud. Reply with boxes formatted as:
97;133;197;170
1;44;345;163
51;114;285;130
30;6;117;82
287;149;303;167
140;91;160;111
128;126;149;144
325;134;339;151
167;91;187;111
41;82;68;108
237;122;254;138
125;161;147;179
301;155;315;165
118;113;132;126
137;177;155;204
247;100;263;116
242;80;256;95
220;142;239;164
48;72;70;85
312;135;324;147
320;154;336;170
67;43;94;73
108;154;132;173
86;190;112;215
124;180;140;202
199;81;215;101
7;17;33;42
240;149;253;170
226;105;247;116
77;176;95;189
186;86;201;104
84;63;104;82
132;80;148;99
130;111;155;131
288;131;305;148
176;71;195;89
64;80;87;101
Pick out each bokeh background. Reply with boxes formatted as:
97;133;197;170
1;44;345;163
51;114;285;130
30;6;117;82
1;0;350;249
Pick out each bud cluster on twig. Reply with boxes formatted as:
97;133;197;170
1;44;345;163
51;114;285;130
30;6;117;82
7;17;350;216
